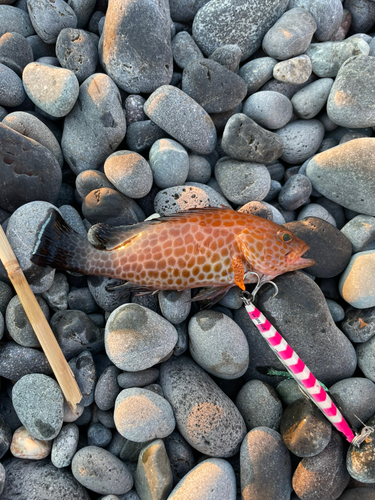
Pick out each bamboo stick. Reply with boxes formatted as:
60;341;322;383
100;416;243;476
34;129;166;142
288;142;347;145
0;226;82;411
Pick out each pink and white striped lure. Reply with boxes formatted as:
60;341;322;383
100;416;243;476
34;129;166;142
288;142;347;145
241;289;372;447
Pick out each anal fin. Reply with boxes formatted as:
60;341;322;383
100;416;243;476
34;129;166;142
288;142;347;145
191;285;233;308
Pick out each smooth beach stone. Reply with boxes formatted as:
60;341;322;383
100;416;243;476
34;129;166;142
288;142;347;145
306;37;369;78
214;157;271;205
169;0;210;22
235;380;282;431
144;85;216;155
50;309;103;360
173;322;188;357
341;215;375;253
94;365;121;411
341;252;375;309
186;154;211;183
88;422;112;447
0;63;25;106
105;303;178;371
3;111;63;167
221;113;284;163
238;57;277;96
185;181;232;207
12;374;64;441
172;31;203;69
117;368;159;389
306;138;375;216
284;217;352;278
330;378;375;431
0;342;51;380
278;174;312;211
148;138;189;189
346;413;375;483
51;423;79;468
0;6;35;38
297;203;337;227
10;425;51;459
154;185;211;215
327;56;375;128
289;0;343;41
345;0;375;33
135;440;173;500
62;73;126;174
99;0;172;93
160;356;247;457
72;446;134;495
276;378;305;407
6;294;49;347
188;310;249;380
164;431;195;485
192;0;289;61
326;299;345;322
104;151;153;199
242;91;292;130
181;59;247;113
158;290;191;325
0;32;33;77
167;458;236;500
56;28;98;83
0;415;11;459
124;94;146;125
291;78;333;120
262;8;316;61
23;62;78;117
26;0;77;44
114;388;175;442
209;44;242;72
280;399;331;458
341;306;375;343
68;287;96;315
277;119;324;164
293;432;349;499
260;73;315;99
1;458;90;500
68;0;96;29
69;350;96;407
41;273;69;311
87;276;130;313
273;54;312;84
126;120;167;154
76;169;115;200
241;427;292;500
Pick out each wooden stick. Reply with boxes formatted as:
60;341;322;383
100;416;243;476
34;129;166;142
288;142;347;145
0;226;82;411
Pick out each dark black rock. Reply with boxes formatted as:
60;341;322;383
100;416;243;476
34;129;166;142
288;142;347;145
280;399;331;457
341;306;375;343
87;422;112;447
68;287;97;315
284;217;352;278
0;414;11;459
0;393;22;432
0;342;52;380
221;113;284;163
164;431;195;486
87;276;131;312
50;309;104;360
125;120;167;153
69;350;96;407
0;123;62;213
94;365;121;410
182;59;247;113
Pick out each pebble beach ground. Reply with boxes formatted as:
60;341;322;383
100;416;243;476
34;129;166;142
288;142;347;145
1;0;375;498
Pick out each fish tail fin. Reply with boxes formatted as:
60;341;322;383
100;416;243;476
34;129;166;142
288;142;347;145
31;209;93;274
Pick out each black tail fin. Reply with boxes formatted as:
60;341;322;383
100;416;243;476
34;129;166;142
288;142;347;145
31;209;92;273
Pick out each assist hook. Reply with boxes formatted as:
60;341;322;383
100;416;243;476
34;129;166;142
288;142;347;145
242;271;279;303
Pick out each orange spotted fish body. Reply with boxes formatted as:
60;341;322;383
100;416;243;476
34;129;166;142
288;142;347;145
31;208;315;300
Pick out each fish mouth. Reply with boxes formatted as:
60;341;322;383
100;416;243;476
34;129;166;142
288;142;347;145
286;244;315;269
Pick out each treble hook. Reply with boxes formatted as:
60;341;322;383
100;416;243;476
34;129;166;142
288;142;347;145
242;271;279;303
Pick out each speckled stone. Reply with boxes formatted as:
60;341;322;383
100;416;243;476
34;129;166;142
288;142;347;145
0;63;25;106
172;31;203;69
6;294;49;347
289;0;343;41
51;423;79;468
0;342;52;380
276;119;324;165
160;356;247;457
12;374;64;441
41;273;69;311
105;303;178;371
238;57;277;95
209;44;242;72
346;413;375;483
124;94;146;125
0;6;35;39
240;427;292;500
278;174;312;211
242;91;293;130
188;310;249;379
341;215;375;253
158;290;191;325
291;78;333;120
149;138;189;189
135;440;173;500
117;368;159;389
154;185;211;216
69;350;96;407
71;446;134;495
94;365;121;411
187;154;211;183
26;0;77;44
273;55;312;84
114;388;175;442
144;85;217;155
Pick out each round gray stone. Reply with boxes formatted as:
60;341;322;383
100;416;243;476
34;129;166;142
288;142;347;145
172;31;203;69
12;373;64;440
278;173;312;211
88;422;112;447
242;90;292;130
154;185;211;216
297;203;337;227
41;273;69;311
187;154;211;183
75;169;115;200
144;85;217;155
345;0;375;33
0;63;25;106
238;56;277;95
158;289;191;325
340;251;375;309
0;342;52;380
6;294;49;347
148;138;189;189
117;368;159;389
341;215;375;253
289;0;343;41
325;299;345;322
273;54;312;84
105;303;178;371
114;388;175;441
209;44;242;72
0;32;33;77
51;423;79;468
277;119;325;164
188;310;249;379
0;6;35;38
95;365;121;411
26;0;77;44
291;78;334;120
126;120;167;154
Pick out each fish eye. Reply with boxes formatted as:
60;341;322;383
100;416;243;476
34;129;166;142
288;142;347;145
280;232;293;243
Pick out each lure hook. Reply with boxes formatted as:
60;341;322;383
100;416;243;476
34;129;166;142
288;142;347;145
242;272;279;302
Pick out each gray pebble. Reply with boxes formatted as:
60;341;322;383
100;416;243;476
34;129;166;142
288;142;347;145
186;154;211;183
126;120;167;154
71;446;134;495
169;458;236;499
242;90;293;130
63;401;84;423
341;306;375;343
172;31;203;69
238;57;277;96
169;0;210;23
340;131;368;144
185;181;232;208
160;356;247;457
135;439;173;500
56;28;98;83
87;276;130;313
173;321;188;357
276;378;304;407
23;62;79;117
119;438;150;462
0;32;33;77
210;103;242;134
214;157;271;205
0;6;35;38
74;405;92;426
262;201;286;224
68;288;97;315
291;78;333;120
117;368;159;389
12;373;64;440
356;332;375;381
188;310;249;379
154;185;211;216
0;63;25;107
278;173;312;211
341;215;375;253
97;409;115;429
235;380;283;431
69;350;96;407
276;119;325;164
218;286;243;309
36;56;59;66
124;95;146;126
264;180;282;202
0;311;3;340
62;73;126;174
164;431;195;486
238;200;274;220
273;54;312;84
158;289;191;325
6;294;49;347
221;113;284;163
149;138;189;189
42;273;69;311
345;0;375;33
0;341;52;380
262;8;316;61
209;44;242;72
88;422;112;447
76;169;115;200
27;0;77;44
289;0;343;41
51;423;79;468
114;388;175;442
326;299;345;322
95;365;121;411
105;303;178;371
59;205;87;237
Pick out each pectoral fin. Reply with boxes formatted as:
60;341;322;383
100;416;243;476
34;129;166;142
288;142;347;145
232;255;245;291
